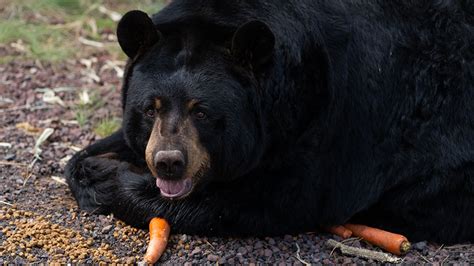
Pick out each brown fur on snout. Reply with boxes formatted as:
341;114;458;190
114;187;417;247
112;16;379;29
145;100;210;183
181;118;210;181
145;118;161;178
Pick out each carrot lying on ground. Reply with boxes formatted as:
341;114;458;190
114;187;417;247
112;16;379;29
344;223;411;255
143;217;171;264
326;225;353;239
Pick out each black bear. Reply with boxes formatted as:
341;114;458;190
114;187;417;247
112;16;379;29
66;0;474;243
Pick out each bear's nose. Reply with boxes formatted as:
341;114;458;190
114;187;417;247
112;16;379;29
154;150;185;180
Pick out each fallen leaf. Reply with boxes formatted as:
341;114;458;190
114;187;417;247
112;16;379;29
41;89;66;107
0;142;12;148
86;18;98;36
51;176;68;185
10;39;27;53
0;97;14;109
100;60;124;78
16;122;42;134
60;155;72;166
33;128;55;160
78;37;104;48
79;90;91;105
69;145;82;152
98;5;122;22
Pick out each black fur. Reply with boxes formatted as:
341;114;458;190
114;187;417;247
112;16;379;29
65;0;474;243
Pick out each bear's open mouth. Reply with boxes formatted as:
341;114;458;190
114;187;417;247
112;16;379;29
156;177;193;199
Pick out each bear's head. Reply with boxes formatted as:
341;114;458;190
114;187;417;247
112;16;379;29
117;10;275;199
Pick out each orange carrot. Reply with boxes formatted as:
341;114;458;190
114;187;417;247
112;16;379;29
326;225;353;239
344;223;411;255
143;217;171;264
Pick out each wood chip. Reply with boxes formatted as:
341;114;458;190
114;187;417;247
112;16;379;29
0;142;12;148
51;176;68;186
78;37;104;48
16;122;42;134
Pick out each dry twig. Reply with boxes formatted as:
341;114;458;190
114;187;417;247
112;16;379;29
51;176;68;186
0;200;14;206
441;255;450;264
295;243;311;266
0;104;51;113
0;161;27;167
433;244;444;256
0;142;12;148
205;240;215;250
415;251;431;263
326;239;402;263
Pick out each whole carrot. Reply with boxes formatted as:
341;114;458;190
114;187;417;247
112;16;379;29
143;217;171;264
326;225;353;239
344;224;411;255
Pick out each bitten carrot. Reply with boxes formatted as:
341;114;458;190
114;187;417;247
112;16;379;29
143;217;171;264
326;225;353;239
344;224;411;255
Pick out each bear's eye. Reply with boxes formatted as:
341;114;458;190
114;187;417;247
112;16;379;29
193;110;207;120
145;108;155;118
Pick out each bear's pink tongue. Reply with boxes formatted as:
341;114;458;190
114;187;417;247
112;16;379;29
156;178;192;198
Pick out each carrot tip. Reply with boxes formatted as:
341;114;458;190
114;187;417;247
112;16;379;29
400;241;411;254
326;225;353;239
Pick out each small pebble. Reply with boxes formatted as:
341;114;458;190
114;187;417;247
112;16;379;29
207;254;219;262
237;246;247;255
254;241;263;249
180;234;188;242
4;154;15;161
246;245;254;253
191;247;201;256
413;241;428;251
125;257;135;264
264;249;273;257
101;225;113;234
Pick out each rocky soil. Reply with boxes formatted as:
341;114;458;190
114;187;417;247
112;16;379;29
1;57;473;264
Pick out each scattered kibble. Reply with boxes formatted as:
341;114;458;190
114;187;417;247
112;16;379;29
0;206;118;263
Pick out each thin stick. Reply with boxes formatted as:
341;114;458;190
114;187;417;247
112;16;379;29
0;105;50;113
326;239;402;263
23;158;36;187
444;244;472;249
51;176;68;186
433;244;444;256
441;255;449;265
295;243;311;266
415;251;431;263
0;200;14;206
0;161;28;167
205;240;215;250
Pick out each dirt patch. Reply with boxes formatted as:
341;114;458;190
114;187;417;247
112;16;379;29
1;59;473;264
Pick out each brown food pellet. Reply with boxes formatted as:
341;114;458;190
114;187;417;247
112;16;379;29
1;209;119;263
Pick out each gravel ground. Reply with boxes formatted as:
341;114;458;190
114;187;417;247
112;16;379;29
1;58;474;264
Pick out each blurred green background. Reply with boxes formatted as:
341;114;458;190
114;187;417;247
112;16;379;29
0;1;169;137
0;0;167;63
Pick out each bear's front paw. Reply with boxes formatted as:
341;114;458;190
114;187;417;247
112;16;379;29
66;153;121;183
65;154;123;213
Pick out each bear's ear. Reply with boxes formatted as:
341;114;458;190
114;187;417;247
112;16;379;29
117;10;160;59
231;20;275;69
